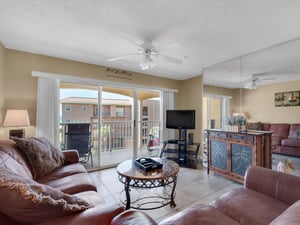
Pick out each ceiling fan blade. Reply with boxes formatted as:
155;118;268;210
108;53;142;62
259;77;277;81
156;41;181;51
158;53;183;64
121;37;142;48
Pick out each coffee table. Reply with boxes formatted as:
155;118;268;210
116;158;179;210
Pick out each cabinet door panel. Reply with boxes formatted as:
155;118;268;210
210;140;227;170
231;144;252;176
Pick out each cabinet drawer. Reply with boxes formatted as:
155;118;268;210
229;134;254;143
209;131;227;139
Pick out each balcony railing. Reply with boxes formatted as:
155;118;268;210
60;120;161;152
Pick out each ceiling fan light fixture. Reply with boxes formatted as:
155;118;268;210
109;38;183;70
139;56;156;70
244;80;257;90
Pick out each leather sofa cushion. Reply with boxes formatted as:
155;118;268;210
269;200;300;225
37;163;88;183
211;187;288;225
262;123;271;131
245;166;300;205
12;137;66;179
270;124;290;138
281;138;300;148
272;136;284;146
288;123;300;139
0;167;91;224
0;140;32;178
34;203;124;225
74;191;105;207
110;210;157;225
0;212;19;225
159;204;241;225
40;172;97;194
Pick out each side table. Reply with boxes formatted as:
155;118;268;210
116;158;179;210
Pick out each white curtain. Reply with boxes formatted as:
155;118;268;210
162;90;175;141
36;77;60;146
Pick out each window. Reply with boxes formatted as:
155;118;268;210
82;106;87;111
143;106;148;116
65;119;71;123
65;105;71;111
94;106;99;117
116;107;124;117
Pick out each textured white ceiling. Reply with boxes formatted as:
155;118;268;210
1;0;300;88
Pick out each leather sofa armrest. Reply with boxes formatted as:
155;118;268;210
244;166;300;204
62;150;80;164
269;200;300;225
109;210;157;225
35;203;124;225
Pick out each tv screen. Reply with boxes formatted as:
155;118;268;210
166;110;195;129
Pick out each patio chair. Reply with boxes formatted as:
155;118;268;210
64;123;93;167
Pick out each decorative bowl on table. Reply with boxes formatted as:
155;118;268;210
135;157;163;172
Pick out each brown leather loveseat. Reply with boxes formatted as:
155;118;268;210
0;139;124;225
247;122;300;157
110;166;300;225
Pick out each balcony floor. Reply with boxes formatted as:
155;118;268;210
80;146;162;170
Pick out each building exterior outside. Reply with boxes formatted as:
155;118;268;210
60;97;160;151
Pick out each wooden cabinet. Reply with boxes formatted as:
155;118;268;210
206;129;272;183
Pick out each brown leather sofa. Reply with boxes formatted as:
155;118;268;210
247;122;300;157
0;140;124;225
110;166;300;225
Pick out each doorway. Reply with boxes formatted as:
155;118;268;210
59;82;162;170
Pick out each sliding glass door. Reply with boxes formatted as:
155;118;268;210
99;86;134;167
136;89;161;158
60;83;100;169
59;83;162;170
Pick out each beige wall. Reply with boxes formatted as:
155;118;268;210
180;76;203;144
0;42;5;133
242;81;300;123
204;85;238;113
2;48;205;139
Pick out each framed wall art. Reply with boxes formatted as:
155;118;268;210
275;91;300;107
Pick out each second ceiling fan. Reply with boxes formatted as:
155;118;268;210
108;38;184;70
243;74;277;90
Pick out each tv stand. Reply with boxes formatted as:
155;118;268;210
160;139;200;168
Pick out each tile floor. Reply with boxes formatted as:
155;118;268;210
88;154;300;223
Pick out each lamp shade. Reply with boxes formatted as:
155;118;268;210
3;109;30;127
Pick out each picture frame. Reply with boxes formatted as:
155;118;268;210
275;91;300;107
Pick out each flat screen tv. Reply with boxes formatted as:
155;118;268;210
166;110;195;129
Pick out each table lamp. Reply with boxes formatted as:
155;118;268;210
3;109;30;138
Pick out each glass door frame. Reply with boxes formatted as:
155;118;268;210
60;80;166;169
203;94;231;130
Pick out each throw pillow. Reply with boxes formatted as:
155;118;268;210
12;137;66;179
0;167;91;224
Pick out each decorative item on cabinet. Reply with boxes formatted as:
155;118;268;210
224;113;247;132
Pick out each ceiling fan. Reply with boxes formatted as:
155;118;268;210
243;74;277;90
108;38;184;70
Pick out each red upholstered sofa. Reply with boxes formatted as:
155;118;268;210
247;122;300;157
0;140;124;225
110;166;300;225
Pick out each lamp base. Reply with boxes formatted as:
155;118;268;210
9;129;25;139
